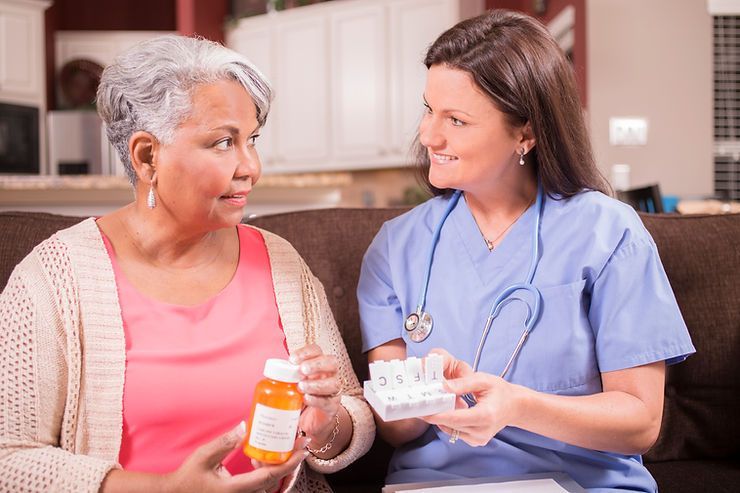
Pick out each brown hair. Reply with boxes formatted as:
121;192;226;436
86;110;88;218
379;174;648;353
414;9;610;198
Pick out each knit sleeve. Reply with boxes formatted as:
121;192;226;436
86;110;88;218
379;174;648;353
0;257;118;492
302;269;375;475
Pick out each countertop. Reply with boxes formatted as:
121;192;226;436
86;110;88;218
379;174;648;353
0;173;352;191
676;199;740;214
0;173;354;216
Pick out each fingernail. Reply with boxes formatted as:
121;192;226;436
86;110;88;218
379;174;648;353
297;381;307;392
236;420;247;438
289;354;299;365
300;363;310;374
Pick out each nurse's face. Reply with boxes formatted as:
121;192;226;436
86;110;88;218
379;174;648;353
419;64;528;195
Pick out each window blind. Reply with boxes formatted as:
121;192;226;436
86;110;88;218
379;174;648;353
714;15;740;200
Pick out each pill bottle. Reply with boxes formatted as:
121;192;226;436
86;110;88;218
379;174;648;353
244;358;303;464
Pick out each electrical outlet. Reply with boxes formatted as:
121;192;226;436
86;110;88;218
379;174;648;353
609;117;648;146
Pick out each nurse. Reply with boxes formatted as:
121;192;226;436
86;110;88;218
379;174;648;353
358;9;695;492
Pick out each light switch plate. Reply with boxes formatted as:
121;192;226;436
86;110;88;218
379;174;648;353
609;117;648;146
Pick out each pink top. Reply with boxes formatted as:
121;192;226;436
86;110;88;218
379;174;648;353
101;225;288;474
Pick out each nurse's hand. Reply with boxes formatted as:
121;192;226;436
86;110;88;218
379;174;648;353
420;348;525;447
291;344;342;446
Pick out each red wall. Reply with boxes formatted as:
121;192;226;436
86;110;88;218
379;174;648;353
176;0;229;44
44;0;228;110
48;0;176;31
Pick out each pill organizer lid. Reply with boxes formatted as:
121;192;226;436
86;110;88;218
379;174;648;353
264;358;302;383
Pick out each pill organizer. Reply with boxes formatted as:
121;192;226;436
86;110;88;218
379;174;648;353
363;354;456;421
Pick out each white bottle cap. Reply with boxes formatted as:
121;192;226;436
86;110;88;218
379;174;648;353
263;358;302;383
611;164;631;191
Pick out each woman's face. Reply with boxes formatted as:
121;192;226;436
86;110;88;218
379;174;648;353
152;79;262;230
419;64;526;195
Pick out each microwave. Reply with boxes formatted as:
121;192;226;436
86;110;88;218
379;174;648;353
0;102;40;174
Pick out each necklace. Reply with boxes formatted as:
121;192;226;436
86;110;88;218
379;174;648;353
482;197;535;251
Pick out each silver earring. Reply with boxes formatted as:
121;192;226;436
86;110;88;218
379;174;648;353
147;186;156;209
519;149;526;166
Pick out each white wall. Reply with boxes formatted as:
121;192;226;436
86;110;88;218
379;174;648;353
587;0;713;197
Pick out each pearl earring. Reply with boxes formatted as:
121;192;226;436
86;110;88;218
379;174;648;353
147;186;156;209
519;149;526;166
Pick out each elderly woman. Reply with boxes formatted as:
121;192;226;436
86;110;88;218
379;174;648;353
0;35;373;492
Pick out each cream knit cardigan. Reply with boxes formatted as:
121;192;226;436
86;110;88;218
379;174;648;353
0;218;375;492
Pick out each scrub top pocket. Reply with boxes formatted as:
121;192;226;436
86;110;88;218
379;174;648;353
500;278;601;395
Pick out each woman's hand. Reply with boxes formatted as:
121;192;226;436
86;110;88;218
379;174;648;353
166;423;309;493
422;350;666;454
421;348;525;447
290;344;342;444
102;423;309;493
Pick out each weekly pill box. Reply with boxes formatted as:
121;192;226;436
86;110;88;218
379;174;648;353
363;354;456;422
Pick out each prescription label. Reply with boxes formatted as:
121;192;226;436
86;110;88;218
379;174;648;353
247;403;301;453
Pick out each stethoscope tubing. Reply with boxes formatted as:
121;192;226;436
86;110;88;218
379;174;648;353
415;189;463;316
470;184;544;374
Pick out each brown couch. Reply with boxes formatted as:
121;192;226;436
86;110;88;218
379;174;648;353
1;209;739;492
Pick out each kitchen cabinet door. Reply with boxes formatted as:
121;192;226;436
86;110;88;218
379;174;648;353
0;0;47;105
272;12;330;169
330;3;387;163
226;21;277;169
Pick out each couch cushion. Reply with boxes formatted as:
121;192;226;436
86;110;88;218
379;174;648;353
0;211;85;290
646;459;740;493
639;213;740;462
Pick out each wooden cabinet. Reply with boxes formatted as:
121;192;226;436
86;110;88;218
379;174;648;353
226;0;483;174
330;3;387;163
0;0;49;105
274;12;330;167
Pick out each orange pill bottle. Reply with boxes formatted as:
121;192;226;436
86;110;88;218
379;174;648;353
244;358;304;464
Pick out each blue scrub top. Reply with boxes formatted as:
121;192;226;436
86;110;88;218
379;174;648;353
358;190;695;492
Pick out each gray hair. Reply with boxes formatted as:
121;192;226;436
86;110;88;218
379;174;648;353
96;34;272;185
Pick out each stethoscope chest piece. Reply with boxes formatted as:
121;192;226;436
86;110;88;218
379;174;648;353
405;311;433;342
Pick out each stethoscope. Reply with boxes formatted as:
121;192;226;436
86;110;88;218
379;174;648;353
403;184;544;406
